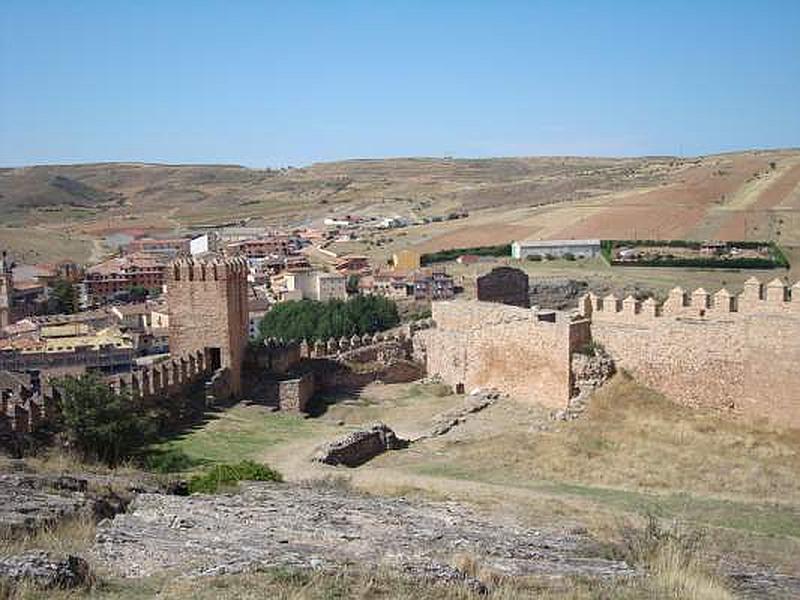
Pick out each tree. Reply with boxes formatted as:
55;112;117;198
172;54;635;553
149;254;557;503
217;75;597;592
47;279;78;314
129;285;148;302
346;274;360;295
56;374;153;466
258;295;400;342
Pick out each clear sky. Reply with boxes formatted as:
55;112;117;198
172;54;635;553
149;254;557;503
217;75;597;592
1;1;799;167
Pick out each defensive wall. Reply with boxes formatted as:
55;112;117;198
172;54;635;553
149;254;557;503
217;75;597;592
250;327;427;412
580;277;800;428
167;257;249;396
417;300;590;408
0;348;233;439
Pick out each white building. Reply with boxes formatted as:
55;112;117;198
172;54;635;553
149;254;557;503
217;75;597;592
511;239;601;260
282;271;347;302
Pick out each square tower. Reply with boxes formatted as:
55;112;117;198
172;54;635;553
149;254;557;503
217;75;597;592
167;257;249;395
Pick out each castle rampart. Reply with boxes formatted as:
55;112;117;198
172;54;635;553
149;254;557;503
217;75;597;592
419;300;588;407
167;257;249;396
579;277;800;427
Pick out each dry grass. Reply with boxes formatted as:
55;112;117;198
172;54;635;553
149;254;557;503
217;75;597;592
0;515;97;560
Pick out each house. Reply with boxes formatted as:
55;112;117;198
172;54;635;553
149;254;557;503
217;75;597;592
410;268;455;301
359;272;411;300
279;271;347;303
335;255;371;274
392;249;421;271
511;239;601;259
83;253;167;305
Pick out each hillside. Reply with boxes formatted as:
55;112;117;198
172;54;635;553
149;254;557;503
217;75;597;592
1;149;799;263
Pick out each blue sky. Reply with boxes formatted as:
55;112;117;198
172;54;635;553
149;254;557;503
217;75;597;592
1;1;798;167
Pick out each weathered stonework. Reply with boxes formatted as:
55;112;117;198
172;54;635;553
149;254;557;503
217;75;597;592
277;373;315;413
579;277;800;427
417;300;590;408
167;257;249;395
476;266;530;308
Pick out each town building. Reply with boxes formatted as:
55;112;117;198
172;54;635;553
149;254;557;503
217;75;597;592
224;235;293;259
358;271;411;300
83;253;168;305
410;268;455;301
511;239;601;259
280;271;347;302
335;255;371;274
392;249;421;271
125;238;190;257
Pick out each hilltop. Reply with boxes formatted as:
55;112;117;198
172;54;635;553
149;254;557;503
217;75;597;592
1;149;800;263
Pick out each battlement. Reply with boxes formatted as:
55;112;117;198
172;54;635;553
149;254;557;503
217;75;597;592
108;348;214;401
580;277;800;321
168;256;249;283
0;347;229;437
433;299;571;332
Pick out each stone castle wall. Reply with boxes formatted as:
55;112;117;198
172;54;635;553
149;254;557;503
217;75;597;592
167;257;249;395
581;277;800;427
420;300;588;408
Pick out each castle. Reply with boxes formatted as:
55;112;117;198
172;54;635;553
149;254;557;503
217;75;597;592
418;276;800;429
166;256;249;396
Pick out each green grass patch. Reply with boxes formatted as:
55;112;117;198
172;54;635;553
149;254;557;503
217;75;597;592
188;460;282;494
147;406;322;469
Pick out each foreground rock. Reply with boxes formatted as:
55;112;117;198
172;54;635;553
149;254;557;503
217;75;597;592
92;481;633;581
314;423;408;467
0;551;91;589
0;472;187;535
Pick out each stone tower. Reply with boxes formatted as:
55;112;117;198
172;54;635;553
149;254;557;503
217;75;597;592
166;256;249;395
0;251;13;329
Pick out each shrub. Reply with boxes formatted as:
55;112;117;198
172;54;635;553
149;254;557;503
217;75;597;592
563;252;576;261
188;460;283;494
143;447;199;473
420;244;511;265
526;254;542;262
55;374;153;466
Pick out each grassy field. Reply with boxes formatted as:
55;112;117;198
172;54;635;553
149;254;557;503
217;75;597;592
139;377;800;581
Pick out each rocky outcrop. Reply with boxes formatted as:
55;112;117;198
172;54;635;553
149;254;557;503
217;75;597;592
0;551;91;589
92;481;633;580
314;423;408;467
0;471;187;536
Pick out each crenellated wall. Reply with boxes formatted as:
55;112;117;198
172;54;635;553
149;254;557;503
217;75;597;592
580;277;800;427
167;256;249;396
0;347;233;438
419;300;589;407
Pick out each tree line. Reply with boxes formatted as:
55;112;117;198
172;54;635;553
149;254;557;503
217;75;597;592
258;295;400;342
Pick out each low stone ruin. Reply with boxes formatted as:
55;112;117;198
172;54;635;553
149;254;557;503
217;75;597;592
314;423;408;467
556;345;616;420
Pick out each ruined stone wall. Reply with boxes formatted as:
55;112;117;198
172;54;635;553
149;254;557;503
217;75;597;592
423;300;584;408
582;277;800;428
277;373;315;412
167;257;249;395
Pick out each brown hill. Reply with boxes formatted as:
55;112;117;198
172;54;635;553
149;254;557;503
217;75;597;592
1;149;799;263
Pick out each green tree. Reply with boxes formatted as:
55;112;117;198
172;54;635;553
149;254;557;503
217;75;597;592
258;295;400;342
346;274;360;295
56;373;153;466
47;278;78;314
129;285;149;302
